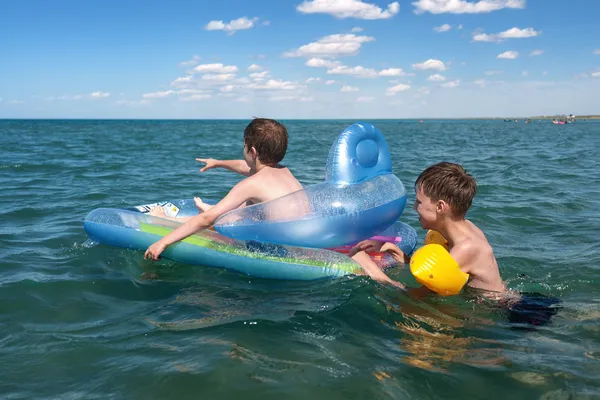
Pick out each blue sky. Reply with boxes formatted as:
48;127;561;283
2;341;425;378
1;0;599;119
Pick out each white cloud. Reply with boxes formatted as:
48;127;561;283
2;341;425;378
305;77;322;83
269;95;297;101
248;64;262;71
180;94;212;101
327;64;379;78
171;76;194;86
235;77;251;84
176;89;210;96
44;94;86;101
250;71;270;80
386;83;411;95
300;96;315;101
356;96;375;102
473;79;486;87
220;85;235;92
236;96;251;102
472;27;540;42
341;85;359;92
351;27;363;32
193;63;238;74
471;32;494;42
485;70;503;75
412;59;447;71
7;100;24;104
284;33;375;58
441;80;460;88
379;68;406;76
595;50;600;55
297;0;400;19
498;27;540;39
427;73;446;81
592;71;600;78
434;23;451;32
180;55;200;67
530;49;544;56
90;92;110;98
142;90;175;99
521;70;529;77
542;71;548;76
457;24;463;29
218;92;236;98
325;79;336;84
201;73;236;81
247;79;299;90
205;17;259;33
497;51;518;59
413;0;525;14
306;57;341;68
116;99;150;106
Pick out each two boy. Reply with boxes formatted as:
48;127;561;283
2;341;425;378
144;118;506;296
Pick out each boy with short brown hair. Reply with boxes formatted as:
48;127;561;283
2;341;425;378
144;118;303;261
351;162;506;294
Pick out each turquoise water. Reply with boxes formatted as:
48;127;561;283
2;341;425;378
1;119;599;399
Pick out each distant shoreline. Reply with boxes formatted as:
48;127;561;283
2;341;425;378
0;116;598;121
510;115;600;120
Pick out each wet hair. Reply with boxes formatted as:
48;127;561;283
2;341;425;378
243;118;288;165
415;162;477;217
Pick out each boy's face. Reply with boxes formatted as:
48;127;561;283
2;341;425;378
243;144;257;167
414;186;439;229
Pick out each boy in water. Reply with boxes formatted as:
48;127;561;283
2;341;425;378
144;118;303;261
351;162;506;295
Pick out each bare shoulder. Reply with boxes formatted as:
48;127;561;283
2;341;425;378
226;174;259;198
466;220;488;240
451;235;495;274
451;238;479;262
263;167;303;189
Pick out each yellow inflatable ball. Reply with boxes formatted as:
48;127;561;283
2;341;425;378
424;230;449;250
409;244;469;296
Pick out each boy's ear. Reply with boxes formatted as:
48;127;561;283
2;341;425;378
250;146;258;160
436;200;449;214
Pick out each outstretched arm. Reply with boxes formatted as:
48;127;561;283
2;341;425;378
144;180;255;260
196;158;251;176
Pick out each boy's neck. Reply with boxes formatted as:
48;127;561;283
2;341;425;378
435;216;470;248
250;162;282;175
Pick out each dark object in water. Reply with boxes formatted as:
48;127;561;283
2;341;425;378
504;292;561;329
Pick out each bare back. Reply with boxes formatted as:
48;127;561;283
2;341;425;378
450;220;506;293
241;166;309;221
245;166;303;205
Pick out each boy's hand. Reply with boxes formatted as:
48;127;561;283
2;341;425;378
196;158;219;172
349;239;385;256
380;242;406;263
388;280;406;290
144;241;166;261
